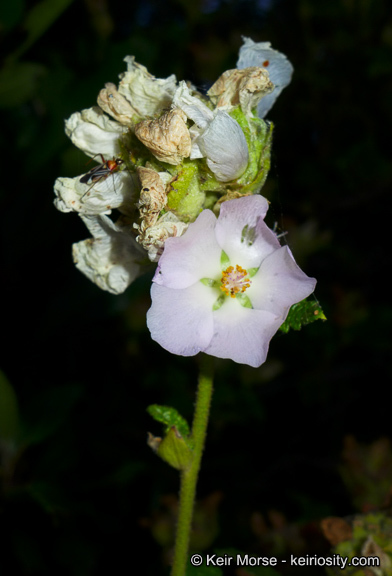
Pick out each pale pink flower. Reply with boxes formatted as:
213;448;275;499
147;195;316;367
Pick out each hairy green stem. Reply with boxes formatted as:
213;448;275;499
171;354;215;576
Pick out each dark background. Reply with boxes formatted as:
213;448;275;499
1;0;391;574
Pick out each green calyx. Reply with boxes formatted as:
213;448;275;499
228;106;273;195
166;159;206;222
147;404;194;471
153;426;194;471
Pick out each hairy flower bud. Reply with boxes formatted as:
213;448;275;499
134;108;191;165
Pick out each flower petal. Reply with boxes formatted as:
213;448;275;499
153;209;221;289
147;282;216;356
65;108;126;158
205;298;282;367
72;215;145;294
147;195;317;367
237;37;294;118
248;245;316;315
215;195;280;268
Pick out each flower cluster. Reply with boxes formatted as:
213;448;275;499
54;38;293;293
54;38;317;367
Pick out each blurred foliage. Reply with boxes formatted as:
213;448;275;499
0;0;391;574
322;511;392;575
340;436;392;513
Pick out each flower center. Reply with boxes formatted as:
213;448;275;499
220;264;251;298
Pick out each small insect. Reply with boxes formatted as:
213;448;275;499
80;154;124;185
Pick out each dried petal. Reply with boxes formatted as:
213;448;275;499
172;81;214;130
173;83;248;182
118;56;177;118
97;82;139;127
136;166;167;232
54;170;139;216
137;212;189;262
72;214;145;295
208;67;274;116
237;37;294;118
134;108;191;165
65;107;127;158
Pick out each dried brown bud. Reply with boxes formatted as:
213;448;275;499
208;67;274;116
134;108;191;165
97;82;139;127
136;166;167;235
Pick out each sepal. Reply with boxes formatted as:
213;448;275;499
147;426;194;471
147;404;194;470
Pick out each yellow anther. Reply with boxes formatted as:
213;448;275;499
220;264;251;298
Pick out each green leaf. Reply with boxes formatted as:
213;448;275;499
279;298;326;334
147;404;190;439
0;369;20;442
